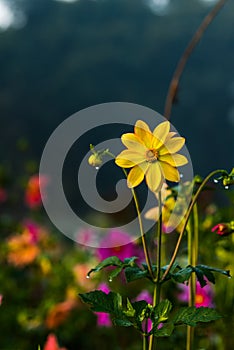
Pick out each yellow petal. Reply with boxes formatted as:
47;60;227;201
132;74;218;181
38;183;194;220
145;207;160;221
160;162;180;182
145;162;163;192
159;154;188;167
152;121;170;148
134;120;153;148
115;150;145;168
121;133;147;153
159;137;185;155
165;131;177;142
127;162;149;188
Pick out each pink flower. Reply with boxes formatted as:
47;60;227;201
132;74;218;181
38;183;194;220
212;222;234;237
95;283;112;327
177;281;214;308
43;333;67;350
135;290;152;304
97;229;141;261
23;219;40;243
0;294;3;306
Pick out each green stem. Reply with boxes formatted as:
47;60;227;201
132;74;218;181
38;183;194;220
143;335;147;350
149;191;163;350
106;151;155;280
130;180;155;281
161;169;228;282
186;203;198;350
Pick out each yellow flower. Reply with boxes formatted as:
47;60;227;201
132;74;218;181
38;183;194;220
115;120;188;192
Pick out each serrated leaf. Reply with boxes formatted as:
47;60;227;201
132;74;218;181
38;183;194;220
113;317;133;327
125;266;148;282
196;265;231;279
79;290;122;314
171;266;193;283
87;256;122;277
194;267;207;287
153;323;174;337
173;307;222;327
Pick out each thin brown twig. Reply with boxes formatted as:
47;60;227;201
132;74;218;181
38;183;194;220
164;0;228;119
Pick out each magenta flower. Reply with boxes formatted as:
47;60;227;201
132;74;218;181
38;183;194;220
177;281;214;308
212;222;234;237
97;229;141;261
95;283;112;327
23;219;40;243
135;290;152;304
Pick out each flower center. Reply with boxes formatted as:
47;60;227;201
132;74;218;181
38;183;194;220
146;149;158;163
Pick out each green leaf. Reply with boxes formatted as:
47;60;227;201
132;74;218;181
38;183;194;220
173;307;222;327
87;256;122;277
113;317;133;327
193;267;207;287
196;265;231;279
87;256;139;280
171;266;193;283
125;266;148;282
153;323;174;337
79;290;122;314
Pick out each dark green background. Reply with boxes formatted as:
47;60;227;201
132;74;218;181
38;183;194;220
0;0;233;175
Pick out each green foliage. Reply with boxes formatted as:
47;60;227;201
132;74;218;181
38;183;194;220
172;307;222;327
79;291;223;338
87;256;138;280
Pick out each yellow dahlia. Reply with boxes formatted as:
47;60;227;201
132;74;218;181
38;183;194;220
115;120;188;192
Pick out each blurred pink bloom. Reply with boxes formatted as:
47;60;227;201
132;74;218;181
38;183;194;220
23;219;40;243
212;222;234;237
43;333;67;350
97;229;141;261
135;290;152;304
178;281;214;308
25;174;48;209
0;188;7;203
95;283;112;327
0;294;3;305
75;228;96;247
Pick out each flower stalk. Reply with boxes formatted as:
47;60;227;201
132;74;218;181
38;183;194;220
161;169;228;282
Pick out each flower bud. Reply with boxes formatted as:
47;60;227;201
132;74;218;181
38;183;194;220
88;153;102;167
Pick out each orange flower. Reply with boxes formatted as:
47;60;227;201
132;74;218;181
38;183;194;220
43;333;67;350
7;231;40;267
45;300;77;329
